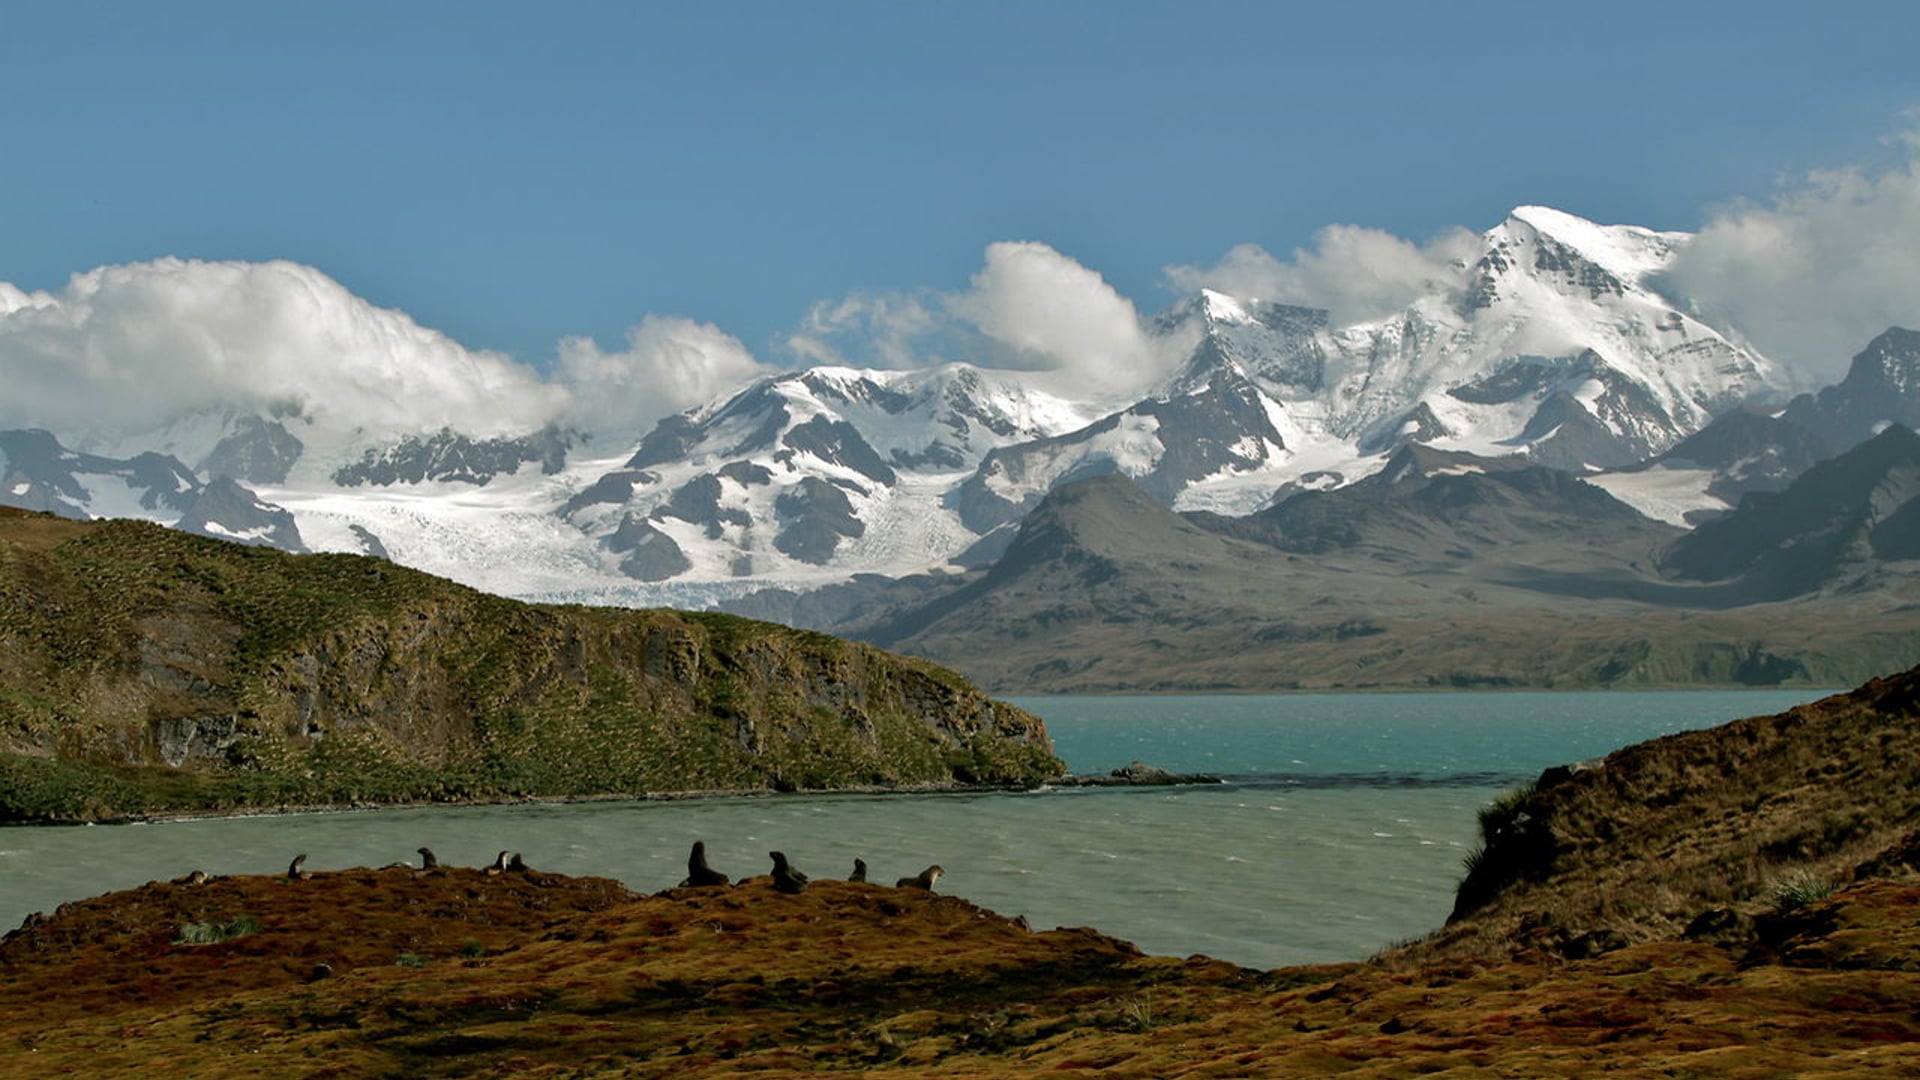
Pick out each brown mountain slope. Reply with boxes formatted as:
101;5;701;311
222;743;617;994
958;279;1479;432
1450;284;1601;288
857;471;1920;692
0;508;1060;822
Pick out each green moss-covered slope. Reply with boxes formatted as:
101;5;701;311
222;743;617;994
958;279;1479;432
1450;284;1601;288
0;508;1061;822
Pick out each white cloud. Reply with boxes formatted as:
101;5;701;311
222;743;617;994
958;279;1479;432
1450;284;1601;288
951;241;1164;392
556;315;771;441
786;291;945;370
783;241;1177;397
1663;140;1920;384
0;257;567;445
1164;225;1478;324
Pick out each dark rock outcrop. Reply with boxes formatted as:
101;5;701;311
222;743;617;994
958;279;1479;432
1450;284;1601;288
1782;327;1920;452
332;426;572;487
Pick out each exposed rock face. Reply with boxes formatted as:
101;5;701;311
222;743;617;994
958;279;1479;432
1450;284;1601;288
779;415;897;486
654;473;750;539
605;512;691;581
0;429;201;519
1783;327;1920;451
331;426;573;486
0;509;1060;822
954;369;1289;533
347;524;390;559
1156;290;1328;393
173;476;308;551
773;477;865;564
199;416;304;485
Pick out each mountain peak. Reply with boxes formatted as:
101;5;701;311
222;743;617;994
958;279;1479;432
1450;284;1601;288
1197;288;1256;324
1496;205;1684;285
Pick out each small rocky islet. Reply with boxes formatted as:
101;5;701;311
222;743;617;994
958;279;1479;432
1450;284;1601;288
8;666;1920;1076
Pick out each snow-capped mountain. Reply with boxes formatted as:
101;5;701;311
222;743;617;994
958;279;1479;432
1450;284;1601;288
558;364;1097;586
0;428;306;550
945;206;1780;528
0;205;1863;609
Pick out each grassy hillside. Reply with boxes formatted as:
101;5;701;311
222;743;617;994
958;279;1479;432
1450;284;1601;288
1401;661;1920;966
0;508;1061;822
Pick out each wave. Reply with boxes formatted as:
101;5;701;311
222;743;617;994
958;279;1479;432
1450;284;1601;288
1219;770;1530;791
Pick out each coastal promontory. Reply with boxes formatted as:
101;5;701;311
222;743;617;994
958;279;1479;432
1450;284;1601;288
0;507;1061;822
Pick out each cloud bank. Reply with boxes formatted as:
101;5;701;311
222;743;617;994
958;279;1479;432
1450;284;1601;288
1163;225;1479;325
1663;137;1920;383
0;258;771;455
0;258;567;444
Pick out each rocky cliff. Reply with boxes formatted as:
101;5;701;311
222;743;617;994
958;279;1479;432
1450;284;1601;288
0;507;1060;822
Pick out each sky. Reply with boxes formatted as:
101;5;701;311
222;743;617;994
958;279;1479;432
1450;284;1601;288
3;1;1919;443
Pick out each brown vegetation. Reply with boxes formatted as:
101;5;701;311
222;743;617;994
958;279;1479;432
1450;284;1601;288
8;668;1920;1075
3;867;1918;1077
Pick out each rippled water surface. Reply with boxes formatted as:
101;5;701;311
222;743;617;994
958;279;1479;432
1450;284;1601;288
0;689;1822;968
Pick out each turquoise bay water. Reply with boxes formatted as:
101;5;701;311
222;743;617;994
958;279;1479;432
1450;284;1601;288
0;689;1820;969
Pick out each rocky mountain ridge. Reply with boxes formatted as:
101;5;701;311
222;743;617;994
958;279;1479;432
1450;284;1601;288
735;429;1920;692
0;206;1833;607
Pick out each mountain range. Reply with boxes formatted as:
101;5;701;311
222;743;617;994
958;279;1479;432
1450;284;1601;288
5;206;1919;690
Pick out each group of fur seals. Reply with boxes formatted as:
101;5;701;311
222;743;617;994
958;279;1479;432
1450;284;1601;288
269;843;938;895
277;845;515;880
674;841;941;894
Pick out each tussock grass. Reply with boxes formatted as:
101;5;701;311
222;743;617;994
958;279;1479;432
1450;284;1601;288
173;916;260;946
1388;669;1920;968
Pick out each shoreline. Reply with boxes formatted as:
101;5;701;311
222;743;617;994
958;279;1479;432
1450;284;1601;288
1;768;1232;829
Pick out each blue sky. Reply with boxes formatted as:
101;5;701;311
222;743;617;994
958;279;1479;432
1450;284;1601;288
4;0;1918;372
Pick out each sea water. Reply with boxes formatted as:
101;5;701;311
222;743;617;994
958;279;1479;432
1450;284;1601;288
0;689;1821;969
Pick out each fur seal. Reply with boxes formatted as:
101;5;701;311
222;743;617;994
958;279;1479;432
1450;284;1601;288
507;853;528;873
769;851;809;895
287;854;311;881
849;858;868;883
679;840;730;888
417;846;439;870
895;865;943;891
486;851;510;875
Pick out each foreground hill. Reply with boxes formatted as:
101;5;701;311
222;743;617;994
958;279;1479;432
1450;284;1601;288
0;508;1060;822
6;668;1920;1076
